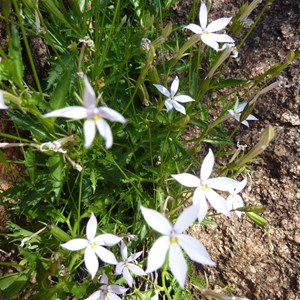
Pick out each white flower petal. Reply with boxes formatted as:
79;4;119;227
228;109;235;117
174;95;195;103
123;267;133;287
120;241;128;260
170;76;179;97
43;106;87;119
84;246;99;279
127;251;142;262
127;263;146;276
177;234;215;266
153;84;171;98
234;98;239;110
172;101;186;115
115;262;124;275
164;99;174;112
85;291;101;300
168;244;187;288
206;17;232;33
236;102;247;112
61;238;89;251
184;24;203;34
233;195;244;218
94;234;122;246
199;1;208;30
146;236;170;273
227;195;234;210
86;213;97;241
83;119;96;148
241;120;249;127
106;293;122;300
98;107;126;123
200;149;214;181
140;206;172;235
192;188;208;222
246;114;258;121
207;33;235;43
108;285;128;295
94;245;118;264
96;118;113;149
235;178;247;193
205;188;230;216
0;93;8;109
171;173;200;187
100;272;109;284
206;177;239;191
174;204;198;233
201;34;219;51
83;75;96;109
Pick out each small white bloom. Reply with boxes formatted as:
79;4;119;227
172;149;239;221
39;141;66;153
227;178;247;218
61;213;122;279
0;92;8;109
153;76;195;115
228;98;258;127
43;75;127;149
141;205;215;288
184;1;234;51
115;241;146;287
86;272;128;300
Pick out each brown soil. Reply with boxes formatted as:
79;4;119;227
172;0;300;299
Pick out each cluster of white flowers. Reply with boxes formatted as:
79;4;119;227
61;213;146;299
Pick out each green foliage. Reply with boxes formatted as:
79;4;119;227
0;0;298;298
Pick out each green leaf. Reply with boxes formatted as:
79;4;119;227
8;24;24;88
9;111;51;140
50;69;72;109
246;212;268;227
210;78;247;90
0;273;29;299
46;154;65;198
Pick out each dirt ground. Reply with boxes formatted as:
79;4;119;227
172;0;300;299
0;0;299;299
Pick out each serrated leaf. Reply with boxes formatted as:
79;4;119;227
46;155;65;198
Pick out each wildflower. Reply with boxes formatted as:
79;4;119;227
227;178;247;218
153;76;195;115
86;272;128;300
172;149;239;221
0;92;8;109
228;98;258;127
43;75;126;149
184;1;234;51
141;205;215;288
115;241;146;287
39;141;66;153
61;213;122;279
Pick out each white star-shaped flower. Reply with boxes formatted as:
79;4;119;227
86;272;128;300
153;76;195;115
228;98;258;127
184;1;234;51
227;178;247;218
0;92;8;109
61;213;122;279
141;205;215;288
43;75;126;148
172;149;239;221
115;241;146;287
